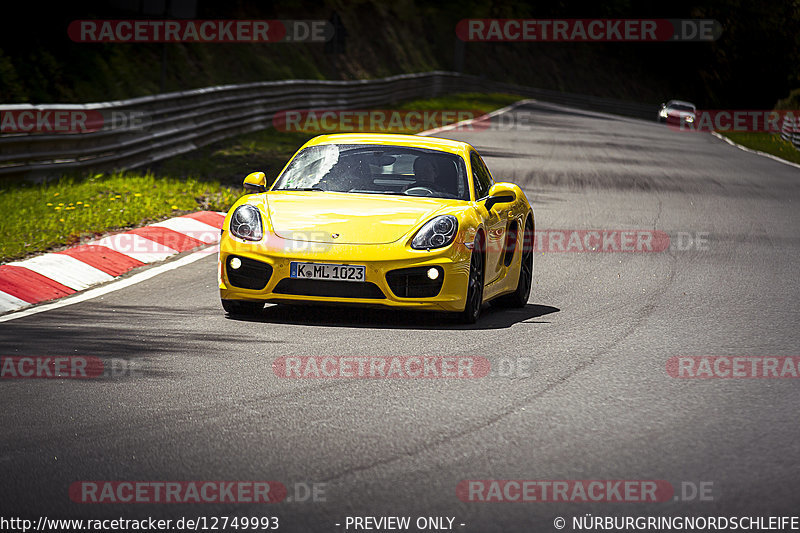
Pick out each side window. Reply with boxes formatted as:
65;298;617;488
470;151;493;199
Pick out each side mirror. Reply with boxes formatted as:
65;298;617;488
243;171;267;193
484;183;516;210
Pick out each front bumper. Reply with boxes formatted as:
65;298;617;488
218;233;472;312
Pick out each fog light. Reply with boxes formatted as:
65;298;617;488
427;267;439;280
229;257;242;270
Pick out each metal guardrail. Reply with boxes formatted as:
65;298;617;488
780;115;800;150
0;72;655;179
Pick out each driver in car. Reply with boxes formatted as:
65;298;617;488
404;155;459;197
402;155;440;194
413;155;437;184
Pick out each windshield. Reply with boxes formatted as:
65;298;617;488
669;104;696;112
272;144;469;200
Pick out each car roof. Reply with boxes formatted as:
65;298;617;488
666;100;696;108
303;133;473;157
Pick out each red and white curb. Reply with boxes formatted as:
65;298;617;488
0;211;225;314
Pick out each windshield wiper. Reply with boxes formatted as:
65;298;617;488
347;189;408;195
276;187;325;191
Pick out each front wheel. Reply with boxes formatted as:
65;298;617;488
459;237;485;324
221;299;264;316
496;217;533;308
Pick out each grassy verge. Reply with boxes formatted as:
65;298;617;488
718;131;800;165
0;173;239;262
156;129;315;184
0;92;524;263
395;92;524;112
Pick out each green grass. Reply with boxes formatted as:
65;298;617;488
156;129;315;184
719;131;800;165
395;93;524;112
0;173;240;262
0;92;525;263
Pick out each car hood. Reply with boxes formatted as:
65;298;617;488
264;191;452;244
667;109;695;118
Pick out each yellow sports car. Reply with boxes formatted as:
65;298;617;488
218;133;534;323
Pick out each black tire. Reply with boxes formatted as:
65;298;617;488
495;217;533;308
221;299;264;316
459;235;485;324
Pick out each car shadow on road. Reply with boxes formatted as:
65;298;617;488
227;302;559;330
0;304;291;382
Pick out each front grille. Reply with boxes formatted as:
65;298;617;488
273;278;386;299
226;256;272;290
385;266;444;298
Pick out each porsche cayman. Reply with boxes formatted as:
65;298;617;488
218;133;534;323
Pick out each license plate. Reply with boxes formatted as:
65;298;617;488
290;262;366;282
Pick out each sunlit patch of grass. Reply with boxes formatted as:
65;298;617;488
0;172;241;262
157;129;314;183
719;132;800;165
395;93;526;113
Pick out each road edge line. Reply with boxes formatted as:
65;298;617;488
711;131;800;170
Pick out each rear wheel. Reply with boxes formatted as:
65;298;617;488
459;236;485;324
496;217;533;308
221;299;264;316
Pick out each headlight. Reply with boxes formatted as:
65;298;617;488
229;204;263;241
659;108;668;118
685;115;694;123
411;215;458;250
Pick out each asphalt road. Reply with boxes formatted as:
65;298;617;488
1;101;799;532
